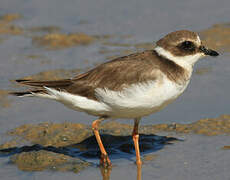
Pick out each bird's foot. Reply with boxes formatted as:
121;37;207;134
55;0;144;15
100;154;112;168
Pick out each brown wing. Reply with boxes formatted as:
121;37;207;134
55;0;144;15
65;50;160;99
12;50;162;99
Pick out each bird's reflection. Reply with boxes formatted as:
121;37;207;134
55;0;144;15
136;164;142;180
100;166;112;180
100;164;142;180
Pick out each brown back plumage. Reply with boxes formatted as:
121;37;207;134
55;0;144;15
12;50;188;100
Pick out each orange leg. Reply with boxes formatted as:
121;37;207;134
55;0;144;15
132;118;142;166
92;117;112;167
136;163;142;180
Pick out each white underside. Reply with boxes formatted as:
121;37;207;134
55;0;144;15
33;74;190;119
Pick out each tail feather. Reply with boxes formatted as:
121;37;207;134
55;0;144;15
15;79;73;88
9;90;45;97
11;79;73;97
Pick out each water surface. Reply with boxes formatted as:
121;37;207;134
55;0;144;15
0;0;230;179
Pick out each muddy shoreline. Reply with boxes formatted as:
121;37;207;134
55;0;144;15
0;9;230;179
1;115;230;173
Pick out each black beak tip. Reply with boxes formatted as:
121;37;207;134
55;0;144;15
209;50;219;57
200;46;219;57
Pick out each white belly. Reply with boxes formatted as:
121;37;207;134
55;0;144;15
95;77;189;118
40;76;189;119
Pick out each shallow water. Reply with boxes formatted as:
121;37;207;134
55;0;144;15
0;0;230;179
1;134;230;180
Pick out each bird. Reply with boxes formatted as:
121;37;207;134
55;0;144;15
10;30;219;167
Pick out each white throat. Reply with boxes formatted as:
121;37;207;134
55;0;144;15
154;46;204;71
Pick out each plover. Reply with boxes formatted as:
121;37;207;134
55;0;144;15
11;30;219;167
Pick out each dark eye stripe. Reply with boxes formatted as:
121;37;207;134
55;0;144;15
178;41;196;51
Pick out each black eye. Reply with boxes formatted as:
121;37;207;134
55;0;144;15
179;41;195;51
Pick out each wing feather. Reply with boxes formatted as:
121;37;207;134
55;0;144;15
12;50;162;100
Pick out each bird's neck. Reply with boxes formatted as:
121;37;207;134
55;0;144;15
154;46;202;73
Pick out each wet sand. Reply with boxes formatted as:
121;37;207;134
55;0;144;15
0;13;23;35
0;0;230;179
1;115;230;175
32;33;95;50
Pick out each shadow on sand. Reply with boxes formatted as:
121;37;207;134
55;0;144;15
0;134;178;161
0;133;179;179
